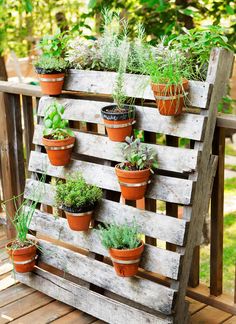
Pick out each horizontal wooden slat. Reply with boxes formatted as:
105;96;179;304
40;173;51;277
25;180;188;245
216;113;236;130
30;238;176;314
28;209;182;279
0;81;42;97
16;268;173;323
38;97;206;141
64;70;211;109
34;125;199;174
28;151;194;205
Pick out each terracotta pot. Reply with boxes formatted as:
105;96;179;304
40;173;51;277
42;136;75;166
115;164;151;200
65;210;93;231
38;73;65;95
6;242;37;273
151;79;189;116
101;105;135;142
109;241;144;277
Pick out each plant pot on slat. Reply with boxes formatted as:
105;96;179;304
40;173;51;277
101;105;135;142
63;206;94;231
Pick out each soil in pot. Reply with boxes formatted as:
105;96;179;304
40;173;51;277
109;241;144;277
151;79;189;116
115;163;151;200
101;105;135;142
6;240;37;273
42;135;75;166
63;204;95;231
36;68;65;96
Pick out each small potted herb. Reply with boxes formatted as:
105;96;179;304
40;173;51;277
115;137;158;200
101;41;135;142
98;222;144;277
55;173;103;231
145;50;190;116
42;101;75;166
34;31;68;95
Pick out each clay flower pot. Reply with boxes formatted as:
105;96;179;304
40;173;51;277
64;210;93;231
101;105;135;142
37;72;65;95
115;164;151;200
6;242;37;273
109;241;144;277
42;136;75;166
151;79;189;116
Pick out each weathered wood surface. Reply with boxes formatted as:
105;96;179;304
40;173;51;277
216;113;236;130
28;209;182;279
30;238;176;314
38;97;206;141
25;180;188;246
28;151;194;205
16;268;173;324
0;81;42;97
64;70;211;109
34;125;199;174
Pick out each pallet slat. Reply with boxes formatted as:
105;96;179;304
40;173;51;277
34;125;199;174
28;151;194;205
28;209;182;280
24;180;188;246
16;268;173;324
38;97;206;141
64;70;210;109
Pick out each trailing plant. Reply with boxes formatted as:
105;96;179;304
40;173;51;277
98;221;141;250
119;136;158;172
43;101;74;140
34;56;68;73
55;173;103;212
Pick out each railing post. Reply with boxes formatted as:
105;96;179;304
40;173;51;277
210;125;225;296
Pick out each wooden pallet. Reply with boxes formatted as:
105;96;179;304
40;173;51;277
14;48;234;323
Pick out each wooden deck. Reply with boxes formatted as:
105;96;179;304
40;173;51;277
0;226;235;324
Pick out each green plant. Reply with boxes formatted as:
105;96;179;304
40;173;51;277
43;101;74;140
98;221;141;250
34;56;68;73
120;136;158;172
55;173;103;211
38;29;68;58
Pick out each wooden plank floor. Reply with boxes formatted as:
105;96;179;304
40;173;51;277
0;226;235;324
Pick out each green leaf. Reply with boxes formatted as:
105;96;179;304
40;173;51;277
226;5;234;15
66;129;75;137
88;0;97;8
44;119;52;128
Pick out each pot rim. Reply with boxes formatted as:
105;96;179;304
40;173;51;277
115;163;150;174
42;135;75;144
101;104;135;116
109;240;144;253
6;240;37;251
151;78;189;88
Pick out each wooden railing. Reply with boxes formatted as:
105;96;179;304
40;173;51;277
0;81;236;314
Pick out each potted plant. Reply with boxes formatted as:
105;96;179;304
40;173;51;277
98;222;144;277
115;137;158;200
145;50;190;116
101;40;136;142
34;31;68;95
55;173;103;231
42;101;75;166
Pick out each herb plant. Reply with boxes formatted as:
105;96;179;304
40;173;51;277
98;222;141;250
120;136;158;172
34;56;68;74
43;101;74;140
38;29;68;58
55;173;103;212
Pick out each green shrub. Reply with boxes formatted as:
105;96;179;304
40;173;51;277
98;222;141;250
55;173;103;212
34;56;68;74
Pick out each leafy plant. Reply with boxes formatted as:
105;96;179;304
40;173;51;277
34;56;68;73
43;101;74;140
55;172;103;212
38;29;68;58
98;221;141;250
120;136;158;172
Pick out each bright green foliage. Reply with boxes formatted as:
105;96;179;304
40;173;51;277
43;101;74;139
55;173;103;210
121;136;158;172
98;222;141;250
38;29;68;58
34;56;68;73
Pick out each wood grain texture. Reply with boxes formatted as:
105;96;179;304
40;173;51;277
24;180;188;246
0;81;42;97
37;97;206;141
16;268;173;323
33;124;199;174
64;70;210;109
31;238;176;314
28;151;194;205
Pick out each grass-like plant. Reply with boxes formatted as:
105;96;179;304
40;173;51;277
55;173;103;212
43;101;74;140
119;136;158;172
98;221;141;250
34;56;68;74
